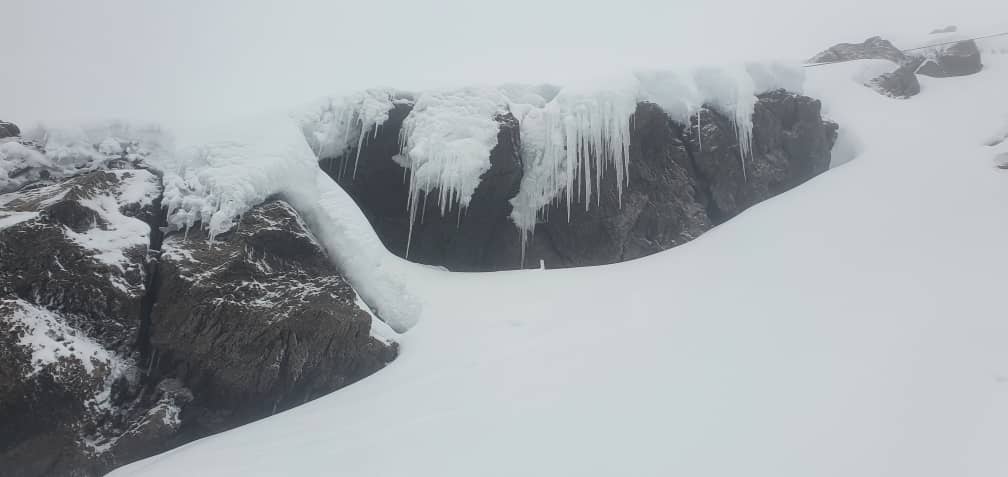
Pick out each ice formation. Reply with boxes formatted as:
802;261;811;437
508;62;805;260
296;89;398;178
396;87;509;253
161;114;319;240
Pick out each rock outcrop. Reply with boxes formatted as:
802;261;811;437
810;34;984;99
866;63;922;99
808;36;909;64
1;161;398;474
0;167;164;476
915;39;983;77
322;90;837;271
0;120;19;139
149;200;397;435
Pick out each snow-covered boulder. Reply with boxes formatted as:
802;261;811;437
0;120;19;138
149;199;397;433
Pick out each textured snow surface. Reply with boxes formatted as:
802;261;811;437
0;121;171;193
161;114;319;240
113;56;1008;477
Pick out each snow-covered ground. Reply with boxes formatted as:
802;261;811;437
111;54;1008;476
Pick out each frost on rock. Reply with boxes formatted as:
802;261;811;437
509;62;805;259
397;87;509;253
296;89;398;178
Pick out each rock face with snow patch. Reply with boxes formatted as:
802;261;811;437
0;167;167;476
148;199;397;434
322;91;836;270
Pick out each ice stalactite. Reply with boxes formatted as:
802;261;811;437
508;62;805;261
396;87;509;255
296;89;397;179
508;76;639;265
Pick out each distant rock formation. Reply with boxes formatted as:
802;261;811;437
808;36;909;65
915;39;983;77
809;34;984;99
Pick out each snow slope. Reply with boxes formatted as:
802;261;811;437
113;56;1008;476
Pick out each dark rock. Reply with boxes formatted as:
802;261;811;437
0;120;19;138
0;169;163;476
808;36;909;64
149;200;396;435
930;25;958;34
323;91;836;271
536;102;711;266
866;62;922;99
914;39;983;77
684;90;837;219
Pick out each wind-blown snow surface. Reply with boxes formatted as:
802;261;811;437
112;55;1008;476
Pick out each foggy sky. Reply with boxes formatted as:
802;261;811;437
3;0;1006;129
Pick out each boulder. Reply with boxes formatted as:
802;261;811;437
808;36;909;64
0;120;19;139
914;39;983;77
0;168;164;476
683;90;837;220
149;200;397;434
866;62;922;99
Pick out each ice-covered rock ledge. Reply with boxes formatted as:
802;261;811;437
298;63;835;270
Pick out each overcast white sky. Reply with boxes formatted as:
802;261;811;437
3;0;1006;128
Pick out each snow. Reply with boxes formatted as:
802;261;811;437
0;211;39;230
4;298;123;377
161;113;319;240
112;55;1008;477
60;169;159;293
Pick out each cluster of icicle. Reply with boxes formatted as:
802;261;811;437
298;62;805;261
298;89;398;179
